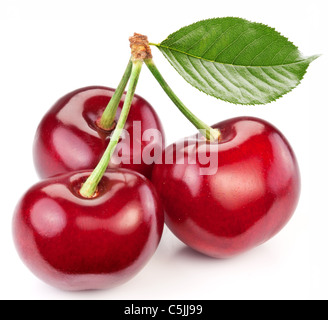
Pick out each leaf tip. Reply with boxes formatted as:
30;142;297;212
308;54;321;62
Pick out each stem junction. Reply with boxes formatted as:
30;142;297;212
79;32;220;198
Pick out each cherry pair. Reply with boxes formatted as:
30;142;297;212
13;58;166;291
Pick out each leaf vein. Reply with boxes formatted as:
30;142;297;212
185;33;208;52
164;49;197;84
269;43;290;64
267;66;296;83
214;26;253;61
200;21;243;58
260;67;291;86
231;27;269;64
231;67;246;102
232;66;263;99
212;63;243;100
249;36;281;66
200;60;229;92
187;55;217;92
281;47;297;64
244;67;275;89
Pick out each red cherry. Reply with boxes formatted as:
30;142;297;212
33;86;165;180
152;117;300;258
12;169;164;291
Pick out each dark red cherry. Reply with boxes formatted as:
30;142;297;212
152;117;301;258
12;169;164;291
33;86;165;180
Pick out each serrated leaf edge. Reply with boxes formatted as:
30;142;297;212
159;17;301;52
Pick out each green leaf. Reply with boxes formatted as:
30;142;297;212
153;17;318;105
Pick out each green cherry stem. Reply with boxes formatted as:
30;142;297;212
98;59;133;130
79;60;143;198
144;58;221;141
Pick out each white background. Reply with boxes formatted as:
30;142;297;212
1;0;327;300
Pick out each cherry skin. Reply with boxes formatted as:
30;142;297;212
152;117;301;258
33;86;165;180
12;169;164;291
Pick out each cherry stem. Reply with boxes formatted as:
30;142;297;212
79;60;143;198
144;58;221;141
98;59;133;130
